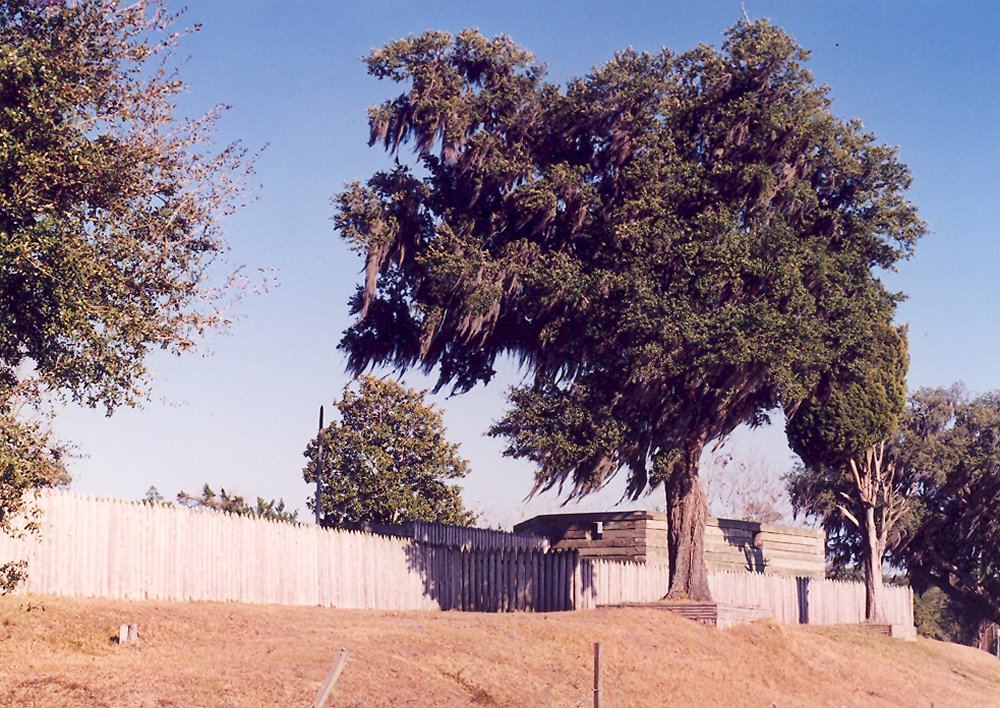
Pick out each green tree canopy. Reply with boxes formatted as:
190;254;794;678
785;324;914;621
0;0;251;588
174;484;298;524
335;21;923;598
893;386;1000;648
303;376;476;528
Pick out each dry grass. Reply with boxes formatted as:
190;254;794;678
1;594;998;707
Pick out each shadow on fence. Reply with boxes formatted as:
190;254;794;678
401;543;584;612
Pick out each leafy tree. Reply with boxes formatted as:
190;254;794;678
913;585;983;645
786;325;915;622
303;376;476;528
0;408;68;593
142;485;168;505
335;22;923;598
176;484;298;523
892;386;1000;650
0;0;251;581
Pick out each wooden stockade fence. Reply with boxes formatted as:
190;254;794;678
579;559;669;608
0;492;914;627
709;570;914;626
0;491;579;611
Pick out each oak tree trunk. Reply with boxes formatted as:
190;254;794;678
863;505;886;623
665;455;711;601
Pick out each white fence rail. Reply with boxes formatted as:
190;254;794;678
0;492;913;626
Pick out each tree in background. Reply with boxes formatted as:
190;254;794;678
0;0;252;586
786;325;914;622
702;449;786;524
335;21;923;598
174;484;297;523
303;376;475;528
892;386;1000;651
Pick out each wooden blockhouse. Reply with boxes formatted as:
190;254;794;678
513;511;825;578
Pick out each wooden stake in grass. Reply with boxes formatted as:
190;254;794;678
118;623;138;646
594;642;602;708
313;648;350;708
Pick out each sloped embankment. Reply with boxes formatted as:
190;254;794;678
1;595;998;706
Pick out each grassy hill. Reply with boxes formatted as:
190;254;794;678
1;595;998;706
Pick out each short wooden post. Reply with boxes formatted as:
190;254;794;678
118;623;138;646
313;649;350;708
593;642;602;708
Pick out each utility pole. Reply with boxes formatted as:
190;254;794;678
315;405;324;526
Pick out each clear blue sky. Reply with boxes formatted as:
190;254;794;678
57;1;1000;527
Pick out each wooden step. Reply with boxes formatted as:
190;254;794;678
598;601;719;626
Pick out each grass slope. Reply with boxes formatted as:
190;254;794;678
1;595;998;706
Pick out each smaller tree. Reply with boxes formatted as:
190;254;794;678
176;484;297;523
304;376;476;528
786;325;913;622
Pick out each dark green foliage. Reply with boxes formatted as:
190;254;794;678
0;0;248;410
336;22;923;595
785;325;911;567
176;484;298;523
303;376;476;528
787;324;909;470
913;586;978;644
893;387;1000;636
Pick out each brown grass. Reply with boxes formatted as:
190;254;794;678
1;594;998;707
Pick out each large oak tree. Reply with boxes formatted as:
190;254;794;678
335;21;923;598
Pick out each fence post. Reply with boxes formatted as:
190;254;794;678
593;642;602;708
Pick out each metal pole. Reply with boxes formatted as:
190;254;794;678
315;405;324;525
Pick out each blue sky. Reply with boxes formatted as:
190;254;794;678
56;2;1000;527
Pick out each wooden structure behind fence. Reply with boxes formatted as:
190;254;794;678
0;492;913;626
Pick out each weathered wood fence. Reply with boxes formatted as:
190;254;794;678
709;570;914;626
578;559;669;608
0;492;913;626
0;491;579;610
